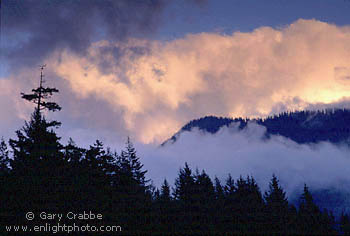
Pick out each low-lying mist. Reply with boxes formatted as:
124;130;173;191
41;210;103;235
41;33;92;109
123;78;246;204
137;122;350;213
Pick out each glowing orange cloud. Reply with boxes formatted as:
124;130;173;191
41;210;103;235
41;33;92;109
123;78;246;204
47;19;350;144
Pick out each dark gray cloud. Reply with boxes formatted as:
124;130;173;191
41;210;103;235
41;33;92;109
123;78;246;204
188;0;208;7
90;43;151;77
1;0;166;70
1;0;210;75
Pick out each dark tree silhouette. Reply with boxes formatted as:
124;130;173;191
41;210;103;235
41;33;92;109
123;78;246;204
160;179;171;202
0;139;10;175
9;65;63;173
214;176;224;200
21;65;61;114
0;138;11;226
117;137;149;189
153;179;174;233
224;173;235;196
341;212;350;235
264;174;289;234
173;162;195;203
234;176;265;233
298;184;336;234
173;162;197;233
193;169;215;232
4;66;66;228
114;137;151;233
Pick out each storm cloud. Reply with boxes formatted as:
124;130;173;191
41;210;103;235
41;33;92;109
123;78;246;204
1;0;167;70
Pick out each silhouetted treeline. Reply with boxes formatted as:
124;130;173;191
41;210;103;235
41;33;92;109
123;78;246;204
0;110;154;234
2;142;348;234
163;109;350;146
151;165;344;235
0;75;349;234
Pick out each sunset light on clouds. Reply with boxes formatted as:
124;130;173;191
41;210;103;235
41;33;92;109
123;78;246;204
1;1;350;145
34;19;350;143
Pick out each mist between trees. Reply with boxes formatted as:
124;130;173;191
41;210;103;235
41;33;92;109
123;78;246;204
1;70;349;235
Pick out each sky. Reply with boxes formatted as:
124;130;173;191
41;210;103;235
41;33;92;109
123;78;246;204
1;0;350;199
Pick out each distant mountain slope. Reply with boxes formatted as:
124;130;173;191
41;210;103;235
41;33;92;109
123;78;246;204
162;109;350;146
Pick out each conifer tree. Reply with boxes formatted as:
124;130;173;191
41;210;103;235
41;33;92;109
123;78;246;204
21;65;61;114
214;176;224;200
193;169;215;232
157;179;173;232
213;176;225;232
297;184;331;234
115;137;150;233
79;140;116;211
85;140;115;175
0;138;10;204
224;174;235;196
173;163;196;233
194;170;215;202
63;138;85;164
9;65;63;173
173;162;195;203
287;204;299;235
340;212;350;235
264;174;289;234
117;137;148;188
222;174;237;232
61;138;86;211
8;65;64;215
234;175;264;233
0;138;10;175
264;175;288;208
160;179;171;202
0;138;10;224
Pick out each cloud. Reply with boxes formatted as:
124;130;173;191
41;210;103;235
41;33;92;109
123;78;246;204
1;0;210;74
335;66;350;83
40;19;350;144
270;96;350;115
1;0;167;71
138;123;350;213
0;71;40;140
188;0;208;7
0;80;22;133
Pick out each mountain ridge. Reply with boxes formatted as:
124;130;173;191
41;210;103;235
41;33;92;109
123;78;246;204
162;108;350;146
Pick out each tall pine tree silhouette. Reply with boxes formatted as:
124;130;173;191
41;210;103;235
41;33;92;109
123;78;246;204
8;65;64;218
115;137;151;233
10;65;62;172
21;65;61;114
173;163;196;233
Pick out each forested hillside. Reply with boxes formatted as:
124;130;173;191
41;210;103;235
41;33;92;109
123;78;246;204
163;109;350;146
